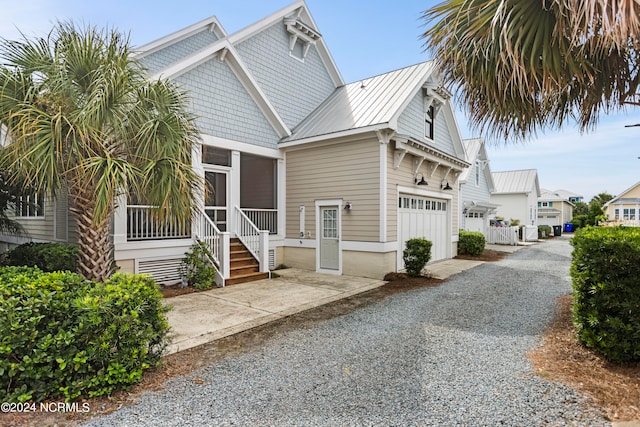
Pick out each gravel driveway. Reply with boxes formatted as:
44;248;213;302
82;238;608;426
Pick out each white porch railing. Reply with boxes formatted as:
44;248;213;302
234;206;269;273
487;226;519;245
127;205;190;240
196;208;229;287
241;208;278;234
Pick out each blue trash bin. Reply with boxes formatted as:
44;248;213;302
563;223;574;233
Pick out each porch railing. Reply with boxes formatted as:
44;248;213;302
127;205;191;240
241;208;278;234
196;208;229;287
234;206;269;273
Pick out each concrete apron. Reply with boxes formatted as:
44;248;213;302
163;243;526;355
163;269;386;354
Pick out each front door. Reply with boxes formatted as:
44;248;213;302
319;206;339;270
204;171;228;231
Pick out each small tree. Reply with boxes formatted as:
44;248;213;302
403;238;432;277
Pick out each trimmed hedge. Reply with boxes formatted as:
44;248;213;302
1;242;78;272
0;267;170;402
570;226;640;363
403;238;432;277
458;231;486;256
538;225;552;239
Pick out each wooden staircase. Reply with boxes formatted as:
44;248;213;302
226;238;270;286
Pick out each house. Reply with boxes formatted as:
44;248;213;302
537;189;575;227
491;169;541;227
603;181;640;226
1;2;470;283
458;138;498;237
552;189;583;204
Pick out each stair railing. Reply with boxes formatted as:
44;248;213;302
234;206;269;273
195;208;230;287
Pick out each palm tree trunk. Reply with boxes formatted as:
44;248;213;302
69;192;115;282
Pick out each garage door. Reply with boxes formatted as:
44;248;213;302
398;194;449;270
465;211;485;234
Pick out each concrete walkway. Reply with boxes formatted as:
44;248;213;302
164;243;526;354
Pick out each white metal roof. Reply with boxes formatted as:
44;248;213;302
492;169;540;195
282;61;436;142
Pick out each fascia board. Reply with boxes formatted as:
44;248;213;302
152;41;290;139
227;1;305;45
279;124;391;149
387;62;435;129
134;16;227;58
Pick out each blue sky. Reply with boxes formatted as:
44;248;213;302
1;0;637;201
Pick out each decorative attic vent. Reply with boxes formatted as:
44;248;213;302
284;17;321;60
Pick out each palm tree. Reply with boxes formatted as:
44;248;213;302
0;23;200;281
421;0;640;141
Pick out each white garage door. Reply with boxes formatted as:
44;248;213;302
465;211;485;234
398;194;450;270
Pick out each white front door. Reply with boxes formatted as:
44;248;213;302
319;206;340;271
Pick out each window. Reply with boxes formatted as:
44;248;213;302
15;193;45;217
202;146;231;166
630;209;636;220
615;208;620;220
425;106;434;140
475;161;480;186
290;38;305;60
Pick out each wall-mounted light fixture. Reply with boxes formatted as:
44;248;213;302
414;173;428;186
344;201;352;210
441;180;453;190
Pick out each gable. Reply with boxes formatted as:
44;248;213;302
174;57;281;148
234;20;337;129
397;91;456;157
140;29;221;74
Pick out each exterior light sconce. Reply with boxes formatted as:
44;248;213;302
344;201;352;210
414;173;428;186
441;180;453;191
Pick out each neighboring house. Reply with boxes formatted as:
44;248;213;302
1;1;469;283
552;189;583;204
491;169;541;226
603;180;640;226
458;138;498;237
537;188;575;227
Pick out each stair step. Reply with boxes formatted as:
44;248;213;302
225;271;270;286
231;257;259;268
230;264;260;276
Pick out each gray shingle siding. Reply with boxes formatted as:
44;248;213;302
234;22;336;129
175;58;280;148
462;161;492;204
140;30;219;74
397;92;456;156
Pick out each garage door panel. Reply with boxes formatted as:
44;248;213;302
398;195;450;270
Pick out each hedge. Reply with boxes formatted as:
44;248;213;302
458;231;485;256
0;267;170;402
1;242;78;272
570;226;640;363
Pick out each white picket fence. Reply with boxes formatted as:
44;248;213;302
487;226;519;245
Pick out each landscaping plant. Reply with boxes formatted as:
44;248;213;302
0;242;78;272
458;231;485;256
403;238;432;277
570;226;640;363
179;242;216;289
0;267;170;402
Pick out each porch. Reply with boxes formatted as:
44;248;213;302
116;204;279;286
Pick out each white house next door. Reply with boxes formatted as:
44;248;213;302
319;206;340;271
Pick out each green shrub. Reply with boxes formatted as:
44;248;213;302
179;242;216;289
570;226;640;363
538;225;552;239
0;267;169;402
458;231;486;256
403;238;432;277
571;214;588;230
1;242;78;272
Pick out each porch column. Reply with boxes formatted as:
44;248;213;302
230;150;241;235
112;193;128;245
278;157;286;237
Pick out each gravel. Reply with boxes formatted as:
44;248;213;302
82;238;608;426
